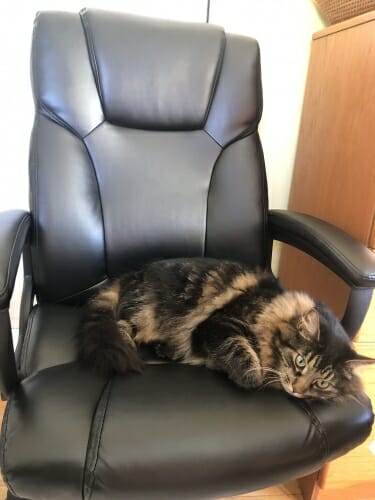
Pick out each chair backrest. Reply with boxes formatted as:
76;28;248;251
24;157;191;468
30;8;268;304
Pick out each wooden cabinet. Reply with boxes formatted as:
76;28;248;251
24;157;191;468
279;10;375;336
279;11;375;499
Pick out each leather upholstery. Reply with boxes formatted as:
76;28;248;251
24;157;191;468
80;9;225;130
17;305;80;378
1;9;374;500
0;211;30;309
30;9;267;303
1;364;108;499
17;304;164;379
2;362;372;500
269;210;375;287
0;310;18;400
0;210;30;398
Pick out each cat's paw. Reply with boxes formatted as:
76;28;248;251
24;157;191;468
154;342;172;360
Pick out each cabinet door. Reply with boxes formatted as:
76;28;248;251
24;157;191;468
279;13;375;332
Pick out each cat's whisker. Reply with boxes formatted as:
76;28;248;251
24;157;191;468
263;375;281;383
259;379;281;391
262;379;279;387
261;366;283;378
347;393;368;411
260;374;283;385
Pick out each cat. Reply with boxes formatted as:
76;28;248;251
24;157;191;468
77;257;374;400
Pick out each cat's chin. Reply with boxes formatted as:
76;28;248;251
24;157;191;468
266;380;305;399
281;387;306;399
278;382;310;400
290;392;305;399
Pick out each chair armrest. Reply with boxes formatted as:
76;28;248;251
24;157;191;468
0;210;31;309
268;209;375;288
0;210;31;399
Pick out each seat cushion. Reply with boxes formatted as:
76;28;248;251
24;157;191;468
17;304;164;378
1;364;108;499
17;304;80;378
1;362;373;500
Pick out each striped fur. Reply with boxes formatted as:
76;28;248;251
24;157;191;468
77;258;374;400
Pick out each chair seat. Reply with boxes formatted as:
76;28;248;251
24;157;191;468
17;304;170;378
1;360;373;500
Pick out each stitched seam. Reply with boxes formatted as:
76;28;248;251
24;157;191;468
39;104;81;139
0;214;29;297
203;137;225;256
0;214;30;303
255;41;263;133
78;8;108;280
19;307;37;378
33;113;108;300
30;10;41;136
0;398;17;496
79;9;105;113
56;278;108;305
255;132;269;268
208;126;258;151
30;115;40;301
82;379;113;500
203;30;226;127
298;400;330;461
82;120;105;140
203;128;222;148
82;137;109;280
30;15;40;301
205;38;263;148
204;131;265;260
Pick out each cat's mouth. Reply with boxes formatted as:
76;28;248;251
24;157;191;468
263;369;308;399
281;379;305;399
289;391;304;399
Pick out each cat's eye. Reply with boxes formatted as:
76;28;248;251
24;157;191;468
295;354;306;368
315;379;330;389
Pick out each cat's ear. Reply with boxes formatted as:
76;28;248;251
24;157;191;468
296;308;320;342
345;351;375;367
344;351;375;378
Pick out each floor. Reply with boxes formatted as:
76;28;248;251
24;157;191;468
0;475;303;500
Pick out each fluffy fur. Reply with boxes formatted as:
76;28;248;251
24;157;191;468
77;258;374;400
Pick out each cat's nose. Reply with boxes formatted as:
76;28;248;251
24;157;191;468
292;379;306;397
291;392;304;399
289;380;304;398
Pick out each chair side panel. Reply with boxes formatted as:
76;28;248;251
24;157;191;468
29;116;106;302
205;133;268;268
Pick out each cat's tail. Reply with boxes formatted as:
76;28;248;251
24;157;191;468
77;282;143;376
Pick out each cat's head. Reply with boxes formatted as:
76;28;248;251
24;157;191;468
267;295;374;401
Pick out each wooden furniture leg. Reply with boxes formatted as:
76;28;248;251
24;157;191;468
298;464;330;500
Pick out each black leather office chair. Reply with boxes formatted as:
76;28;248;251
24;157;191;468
1;9;374;500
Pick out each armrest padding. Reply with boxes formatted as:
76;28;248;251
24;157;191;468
0;210;31;308
269;209;375;288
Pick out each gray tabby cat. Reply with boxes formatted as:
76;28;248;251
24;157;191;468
78;258;374;400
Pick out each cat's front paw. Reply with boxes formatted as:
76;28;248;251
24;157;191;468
228;365;263;390
154;342;172;360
